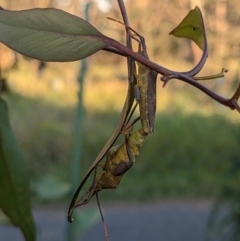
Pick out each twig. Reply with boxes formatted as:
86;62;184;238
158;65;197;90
99;35;240;112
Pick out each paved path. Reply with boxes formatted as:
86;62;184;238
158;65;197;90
0;201;217;241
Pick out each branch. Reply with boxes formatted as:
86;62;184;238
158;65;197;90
117;0;134;80
98;36;240;112
162;74;240;112
118;0;130;27
103;46;127;57
104;5;209;78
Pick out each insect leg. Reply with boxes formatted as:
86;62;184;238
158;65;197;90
124;133;134;167
68;166;99;222
96;192;109;241
125;101;138;125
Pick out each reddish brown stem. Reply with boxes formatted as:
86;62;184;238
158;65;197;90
100;35;240;112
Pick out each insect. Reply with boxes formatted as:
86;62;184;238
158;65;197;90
68;126;147;241
107;17;158;133
135;41;158;134
67;20;157;241
67;127;147;221
66;20;139;226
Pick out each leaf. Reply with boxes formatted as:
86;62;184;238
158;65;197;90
0;8;108;61
0;98;36;241
73;208;99;235
169;6;205;51
33;173;70;201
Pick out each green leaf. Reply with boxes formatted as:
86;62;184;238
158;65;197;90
0;98;36;241
0;8;108;61
33;173;70;201
73;208;99;235
169;6;205;51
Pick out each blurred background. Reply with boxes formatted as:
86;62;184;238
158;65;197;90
0;0;239;240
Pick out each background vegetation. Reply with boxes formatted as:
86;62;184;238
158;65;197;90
0;0;239;206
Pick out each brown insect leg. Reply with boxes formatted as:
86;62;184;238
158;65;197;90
96;192;109;241
68;166;99;222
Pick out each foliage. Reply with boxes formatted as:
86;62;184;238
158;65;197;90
169;6;205;51
0;98;36;241
0;8;107;61
0;1;239;241
206;158;240;241
96;111;240;201
8;94;238;201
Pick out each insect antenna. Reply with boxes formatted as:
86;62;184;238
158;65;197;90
107;17;146;51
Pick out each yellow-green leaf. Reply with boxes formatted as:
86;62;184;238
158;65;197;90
169;6;205;51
